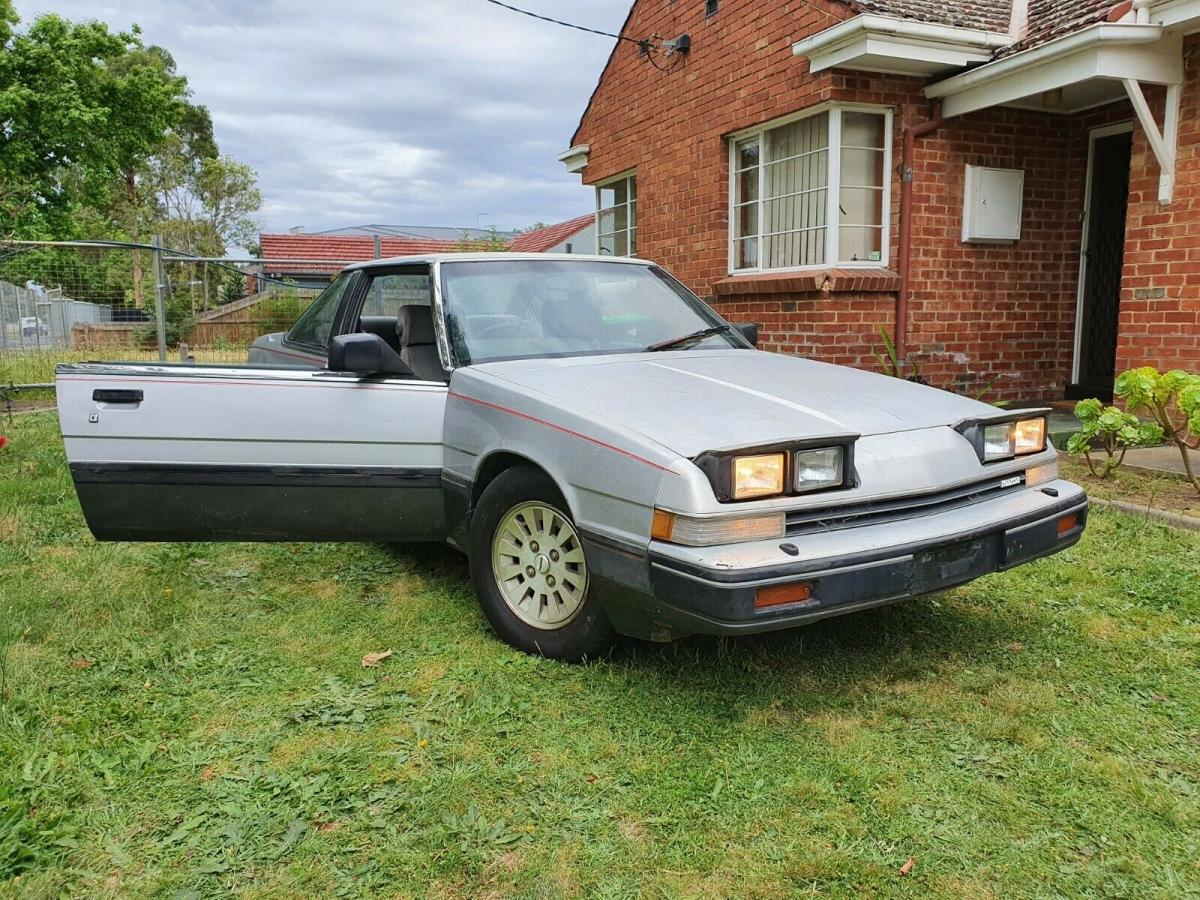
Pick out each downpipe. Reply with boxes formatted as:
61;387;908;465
896;100;944;373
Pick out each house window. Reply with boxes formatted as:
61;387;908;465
706;0;719;16
730;106;891;272
596;173;636;257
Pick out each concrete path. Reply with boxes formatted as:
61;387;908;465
1123;445;1200;477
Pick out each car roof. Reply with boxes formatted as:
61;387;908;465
342;252;654;272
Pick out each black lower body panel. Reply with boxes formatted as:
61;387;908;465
70;463;445;542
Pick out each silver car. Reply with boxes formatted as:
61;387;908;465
57;254;1087;661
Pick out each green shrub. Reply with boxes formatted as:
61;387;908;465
1066;398;1163;478
1115;367;1200;493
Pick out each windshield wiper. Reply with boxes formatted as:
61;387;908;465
645;325;732;353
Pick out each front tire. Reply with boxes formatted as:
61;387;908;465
468;466;615;662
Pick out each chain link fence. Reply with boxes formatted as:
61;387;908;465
0;239;349;398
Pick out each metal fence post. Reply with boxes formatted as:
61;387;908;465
152;234;168;362
0;282;8;353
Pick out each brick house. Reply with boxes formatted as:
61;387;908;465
560;0;1200;401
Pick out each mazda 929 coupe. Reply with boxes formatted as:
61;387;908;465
57;254;1087;661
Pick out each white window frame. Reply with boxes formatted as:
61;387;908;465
727;103;894;275
595;171;637;257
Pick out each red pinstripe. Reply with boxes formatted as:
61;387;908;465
448;391;673;473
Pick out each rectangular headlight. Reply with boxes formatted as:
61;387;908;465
983;423;1016;461
732;453;786;500
983;417;1046;462
794;447;843;493
652;509;785;546
1014;417;1046;456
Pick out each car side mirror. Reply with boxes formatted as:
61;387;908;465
734;322;759;348
329;333;414;377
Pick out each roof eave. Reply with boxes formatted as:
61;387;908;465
792;14;1013;77
925;22;1173;117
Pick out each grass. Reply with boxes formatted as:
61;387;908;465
1;347;250;389
1;412;1198;898
1061;455;1200;519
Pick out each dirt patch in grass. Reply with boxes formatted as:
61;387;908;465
1061;455;1200;518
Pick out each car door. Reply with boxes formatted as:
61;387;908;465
57;264;450;543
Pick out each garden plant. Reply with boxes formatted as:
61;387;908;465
1114;367;1200;494
1066;398;1163;479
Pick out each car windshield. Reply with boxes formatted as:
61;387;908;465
440;260;746;364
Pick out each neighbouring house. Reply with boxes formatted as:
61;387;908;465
561;0;1200;401
509;215;598;253
257;228;484;290
257;220;591;289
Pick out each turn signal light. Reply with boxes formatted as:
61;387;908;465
1057;512;1080;537
651;509;675;541
755;581;814;609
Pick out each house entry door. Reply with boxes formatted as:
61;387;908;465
1071;129;1132;401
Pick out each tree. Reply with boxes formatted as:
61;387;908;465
0;10;188;239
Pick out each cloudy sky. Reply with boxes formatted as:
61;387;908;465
17;0;632;235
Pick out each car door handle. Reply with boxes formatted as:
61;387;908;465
92;389;143;404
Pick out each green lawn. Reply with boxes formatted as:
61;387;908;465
1;412;1198;898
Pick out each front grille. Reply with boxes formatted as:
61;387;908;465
785;473;1025;536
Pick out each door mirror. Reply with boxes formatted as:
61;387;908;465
329;333;414;377
734;322;759;348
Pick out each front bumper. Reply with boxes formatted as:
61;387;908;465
594;480;1087;640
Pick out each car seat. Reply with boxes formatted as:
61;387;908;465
397;305;447;381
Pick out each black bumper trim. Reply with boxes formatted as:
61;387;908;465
634;496;1087;637
651;492;1087;585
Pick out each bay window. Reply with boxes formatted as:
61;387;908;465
596;173;636;257
730;106;892;273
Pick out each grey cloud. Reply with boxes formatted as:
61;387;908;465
15;0;631;233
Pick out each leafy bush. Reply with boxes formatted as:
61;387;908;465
1066;399;1163;478
1115;367;1200;493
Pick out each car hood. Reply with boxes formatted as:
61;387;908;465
476;350;998;458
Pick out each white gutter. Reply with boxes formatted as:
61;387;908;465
792;15;1012;75
793;14;1012;58
925;23;1163;100
1149;0;1200;28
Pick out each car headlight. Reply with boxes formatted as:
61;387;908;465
963;413;1049;463
732;453;785;500
794;447;844;493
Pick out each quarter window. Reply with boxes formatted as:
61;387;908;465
285;272;352;349
596;173;637;257
731;106;891;272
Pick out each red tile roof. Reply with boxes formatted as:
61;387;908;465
850;0;1013;33
258;233;468;274
1000;0;1121;56
508;214;595;253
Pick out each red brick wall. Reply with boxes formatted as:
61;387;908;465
1118;36;1200;376
574;0;1198;400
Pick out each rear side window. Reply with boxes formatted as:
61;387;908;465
286;273;352;349
359;271;433;317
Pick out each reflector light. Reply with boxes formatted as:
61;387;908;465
1057;513;1080;537
755;582;814;609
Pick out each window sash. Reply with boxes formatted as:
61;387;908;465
729;106;892;273
596;173;637;257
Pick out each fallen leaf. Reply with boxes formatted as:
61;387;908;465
200;767;216;781
68;658;94;670
315;821;341;833
361;649;394;668
899;858;915;876
1005;642;1026;653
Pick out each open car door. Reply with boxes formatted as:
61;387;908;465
57;362;448;542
